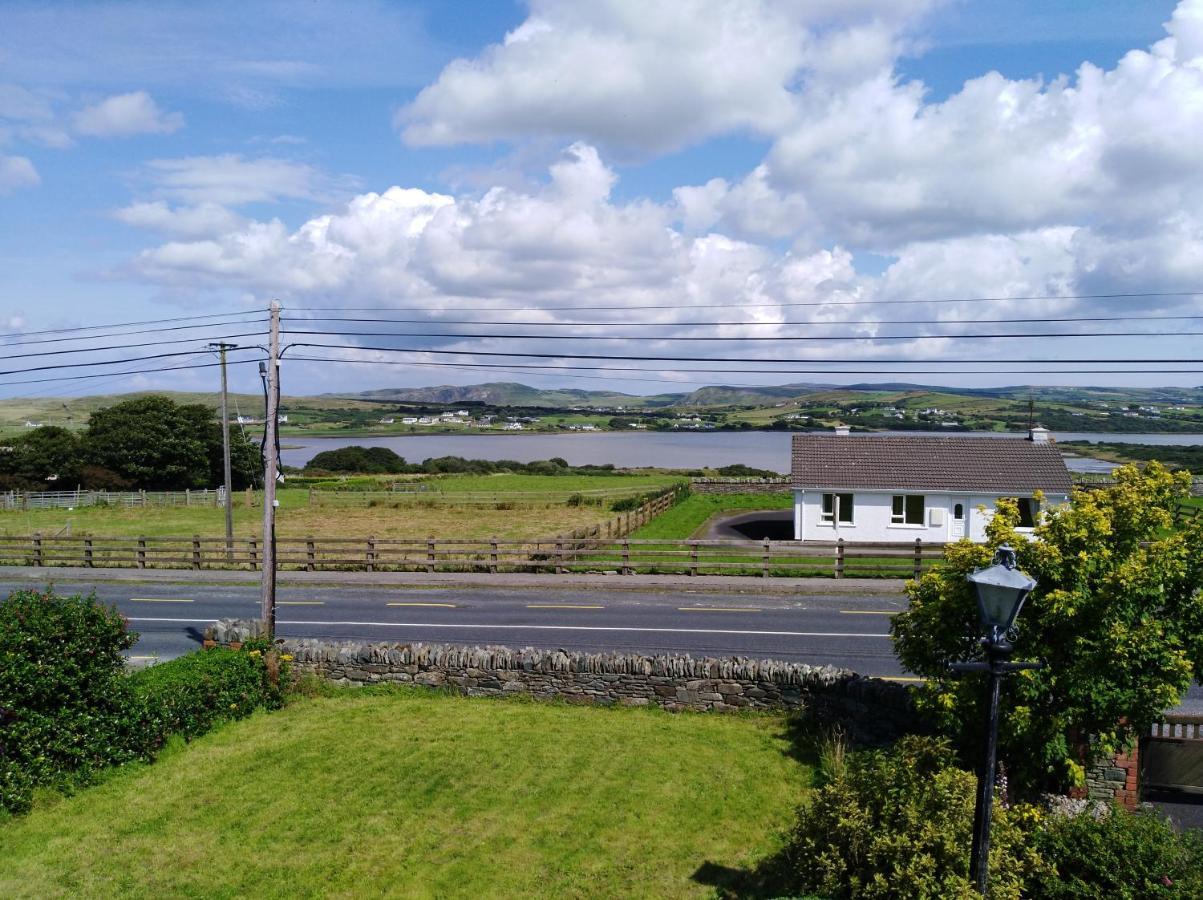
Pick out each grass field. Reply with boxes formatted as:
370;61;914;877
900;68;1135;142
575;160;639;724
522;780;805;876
0;487;627;542
632;492;792;540
0;687;811;899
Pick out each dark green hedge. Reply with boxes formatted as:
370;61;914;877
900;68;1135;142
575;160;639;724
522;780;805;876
1;589;286;815
130;646;285;745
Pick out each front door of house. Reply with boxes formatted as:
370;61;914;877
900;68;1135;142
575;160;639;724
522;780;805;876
951;503;965;540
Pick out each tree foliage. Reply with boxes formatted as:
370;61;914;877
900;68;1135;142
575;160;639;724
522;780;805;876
84;395;258;490
892;463;1203;793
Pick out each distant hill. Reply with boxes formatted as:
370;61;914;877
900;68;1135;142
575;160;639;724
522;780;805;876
343;382;685;408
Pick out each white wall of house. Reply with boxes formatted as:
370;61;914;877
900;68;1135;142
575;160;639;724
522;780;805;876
792;489;1069;543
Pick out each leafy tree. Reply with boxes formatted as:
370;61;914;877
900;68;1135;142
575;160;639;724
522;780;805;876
892;463;1203;794
86;395;258;490
0;426;81;488
306;446;406;474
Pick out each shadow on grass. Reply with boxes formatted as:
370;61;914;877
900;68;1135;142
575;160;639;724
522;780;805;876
690;709;836;898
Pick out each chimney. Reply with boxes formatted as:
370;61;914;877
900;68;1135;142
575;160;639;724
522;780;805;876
834;424;851;436
1028;425;1050;443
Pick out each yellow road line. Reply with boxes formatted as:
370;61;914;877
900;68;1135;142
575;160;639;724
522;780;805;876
878;676;925;683
840;610;898;615
678;607;761;613
278;601;324;606
129;597;193;603
386;602;458;608
126;655;158;660
527;604;604;610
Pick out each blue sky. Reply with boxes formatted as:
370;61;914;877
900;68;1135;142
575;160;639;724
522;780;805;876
3;0;1202;398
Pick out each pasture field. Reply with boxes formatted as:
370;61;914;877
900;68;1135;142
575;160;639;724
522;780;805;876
0;473;680;542
631;492;792;540
0;687;811;899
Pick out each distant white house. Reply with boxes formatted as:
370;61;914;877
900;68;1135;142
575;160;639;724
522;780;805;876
379;417;395;425
791;427;1072;543
24;421;43;428
401;417;418;425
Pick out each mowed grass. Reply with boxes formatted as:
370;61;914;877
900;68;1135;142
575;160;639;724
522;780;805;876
632;492;792;539
0;688;811;899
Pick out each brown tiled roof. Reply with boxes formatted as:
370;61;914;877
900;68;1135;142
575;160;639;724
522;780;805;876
790;434;1073;494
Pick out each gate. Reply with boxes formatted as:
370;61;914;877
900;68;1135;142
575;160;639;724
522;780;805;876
1144;715;1203;795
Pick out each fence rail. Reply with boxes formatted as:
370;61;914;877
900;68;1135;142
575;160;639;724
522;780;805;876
0;532;943;578
1;488;227;510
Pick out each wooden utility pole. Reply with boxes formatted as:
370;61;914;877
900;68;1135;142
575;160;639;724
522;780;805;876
260;300;281;636
210;342;237;560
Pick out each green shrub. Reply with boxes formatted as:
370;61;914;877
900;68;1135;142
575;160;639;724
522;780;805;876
1030;806;1203;897
130;647;287;747
783;735;1047;899
0;589;142;813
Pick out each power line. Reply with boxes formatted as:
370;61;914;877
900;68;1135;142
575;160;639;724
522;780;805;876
288;356;1203;375
285;341;1203;365
0;308;262;342
288;290;1203;314
282;312;1203;329
0;356;262;390
282;328;1203;343
0;345;262;378
1;331;266;364
0;316;267;349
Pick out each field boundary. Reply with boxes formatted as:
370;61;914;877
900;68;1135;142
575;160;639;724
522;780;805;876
0;532;943;579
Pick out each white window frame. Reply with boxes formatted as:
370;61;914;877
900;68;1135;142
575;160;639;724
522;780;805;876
891;494;925;526
821;492;855;525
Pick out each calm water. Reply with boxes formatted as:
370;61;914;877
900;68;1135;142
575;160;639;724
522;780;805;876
280;430;1203;474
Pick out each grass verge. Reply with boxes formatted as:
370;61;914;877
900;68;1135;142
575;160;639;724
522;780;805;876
0;687;810;899
631;492;792;539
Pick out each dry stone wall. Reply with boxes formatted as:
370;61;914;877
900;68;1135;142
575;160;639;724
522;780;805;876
690;478;793;495
282;639;923;745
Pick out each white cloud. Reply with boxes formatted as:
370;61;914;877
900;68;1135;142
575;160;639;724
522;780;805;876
0;155;39;194
73;91;183;137
399;0;936;154
686;0;1203;251
113;201;244;238
140;154;352;206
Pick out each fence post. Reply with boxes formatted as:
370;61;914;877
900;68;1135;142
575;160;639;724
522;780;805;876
762;537;770;577
427;538;436;573
249;537;258;570
32;532;42;566
309;488;314;507
835;538;845;579
306;536;315;572
137;536;146;569
84;536;93;567
185;488;191;507
490;537;499;574
690;541;698;577
367;536;376;573
555;540;565;574
192;534;201;569
245;487;253;508
913;538;923;579
622;539;631;575
139;489;146;507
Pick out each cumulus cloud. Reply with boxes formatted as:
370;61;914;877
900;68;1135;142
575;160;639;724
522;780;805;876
73;90;183;137
399;0;936;154
0;154;39;194
681;0;1203;252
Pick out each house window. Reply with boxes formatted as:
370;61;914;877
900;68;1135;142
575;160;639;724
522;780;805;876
891;494;925;525
1016;497;1039;528
821;492;854;524
953;503;964;520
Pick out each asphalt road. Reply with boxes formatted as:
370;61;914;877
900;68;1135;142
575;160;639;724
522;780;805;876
0;577;911;678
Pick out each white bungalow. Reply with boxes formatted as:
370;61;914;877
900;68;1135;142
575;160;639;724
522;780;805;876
791;427;1072;543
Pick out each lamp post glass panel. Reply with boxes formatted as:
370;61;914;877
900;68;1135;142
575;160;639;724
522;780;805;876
959;545;1040;895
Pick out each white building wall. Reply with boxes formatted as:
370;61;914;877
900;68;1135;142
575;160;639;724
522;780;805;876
792;489;1069;543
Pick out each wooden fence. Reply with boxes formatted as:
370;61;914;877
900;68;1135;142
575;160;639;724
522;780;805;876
1173;504;1202;527
1;488;228;510
0;533;942;579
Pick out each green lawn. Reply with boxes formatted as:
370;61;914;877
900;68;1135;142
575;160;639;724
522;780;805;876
0;687;811;899
632;492;792;539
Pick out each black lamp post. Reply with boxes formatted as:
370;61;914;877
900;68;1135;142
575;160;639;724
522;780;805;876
953;545;1042;895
